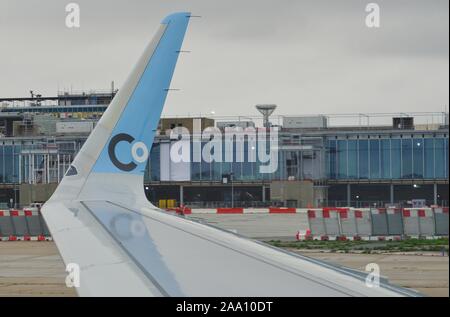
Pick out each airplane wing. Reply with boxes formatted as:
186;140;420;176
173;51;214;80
42;12;419;297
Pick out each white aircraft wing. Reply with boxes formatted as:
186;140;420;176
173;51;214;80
42;12;419;297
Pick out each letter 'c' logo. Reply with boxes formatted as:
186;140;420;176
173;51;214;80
108;133;149;171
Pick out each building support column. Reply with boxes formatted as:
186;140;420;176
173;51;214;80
262;185;266;203
433;183;438;206
180;185;184;206
346;183;351;207
390;184;394;205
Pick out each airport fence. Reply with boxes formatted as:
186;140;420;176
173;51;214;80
327;200;449;208
305;207;449;240
1;205;448;241
0;208;51;241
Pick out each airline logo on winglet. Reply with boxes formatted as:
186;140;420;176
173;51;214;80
108;133;149;172
90;12;190;175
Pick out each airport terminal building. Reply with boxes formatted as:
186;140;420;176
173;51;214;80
1;91;448;208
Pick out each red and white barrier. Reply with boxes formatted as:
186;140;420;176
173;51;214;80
0;208;52;242
165;207;192;215
322;208;341;236
335;208;356;237
217;208;244;214
386;207;404;235
306;208;325;237
9;209;21;216
403;208;435;237
295;229;312;241
268;207;297;214
182;208;306;214
433;207;449;236
354;208;372;237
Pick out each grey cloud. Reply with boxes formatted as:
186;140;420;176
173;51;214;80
0;0;448;117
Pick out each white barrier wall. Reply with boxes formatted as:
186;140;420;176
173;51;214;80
10;210;29;236
24;209;44;236
307;209;326;237
402;208;436;237
354;209;372;237
339;208;358;236
1;206;448;241
371;209;389;236
386;208;403;235
322;209;340;236
0;210;15;237
434;207;449;236
0;209;50;241
418;209;435;236
306;207;446;239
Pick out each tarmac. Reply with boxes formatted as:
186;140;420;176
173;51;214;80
0;213;448;297
0;242;76;296
186;213;309;239
290;250;449;297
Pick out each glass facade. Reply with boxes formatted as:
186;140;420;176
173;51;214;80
359;140;369;179
0;141;80;184
327;136;449;180
149;140;282;182
0;133;448;185
0;144;20;183
348;140;358;179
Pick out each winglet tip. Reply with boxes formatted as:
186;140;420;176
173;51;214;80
161;12;191;24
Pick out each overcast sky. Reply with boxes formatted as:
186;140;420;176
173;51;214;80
0;0;448;118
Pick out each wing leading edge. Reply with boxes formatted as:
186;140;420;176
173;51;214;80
42;13;419;297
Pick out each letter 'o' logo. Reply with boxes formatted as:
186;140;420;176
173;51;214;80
131;142;149;163
108;133;149;171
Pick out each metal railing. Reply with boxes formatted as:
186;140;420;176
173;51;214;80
327;200;449;208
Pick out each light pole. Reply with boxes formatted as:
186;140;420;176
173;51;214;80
222;172;235;208
13;174;18;209
230;172;234;208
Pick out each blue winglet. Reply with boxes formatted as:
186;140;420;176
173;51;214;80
92;12;190;175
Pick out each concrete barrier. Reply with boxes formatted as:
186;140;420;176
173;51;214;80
39;213;52;237
307;209;326;237
418;208;435;236
2;205;448;241
24;209;44;236
216;208;244;214
371;208;389;236
337;208;357;237
186;208;305;214
9;210;30;238
0;210;15;238
386;208;403;236
403;208;435;237
322;208;341;236
402;209;420;236
354;208;372;237
0;209;53;241
434;207;449;236
268;207;297;214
